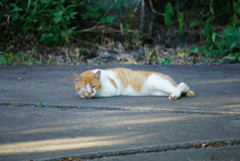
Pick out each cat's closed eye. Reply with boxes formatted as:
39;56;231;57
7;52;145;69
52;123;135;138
92;85;97;88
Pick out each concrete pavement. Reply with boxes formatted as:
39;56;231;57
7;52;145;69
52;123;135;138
0;65;240;161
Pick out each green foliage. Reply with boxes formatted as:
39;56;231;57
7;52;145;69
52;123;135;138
0;51;41;65
52;105;59;108
100;15;115;24
160;58;174;65
0;0;239;65
210;26;240;62
36;102;44;108
189;21;205;28
188;0;239;63
203;18;214;46
80;1;122;25
177;12;185;36
164;2;174;28
80;4;102;20
164;2;186;36
190;26;240;63
0;45;41;65
1;0;79;45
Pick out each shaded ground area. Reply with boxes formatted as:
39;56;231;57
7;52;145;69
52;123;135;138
0;65;239;161
0;65;239;112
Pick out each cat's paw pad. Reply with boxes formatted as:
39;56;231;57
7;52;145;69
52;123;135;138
177;82;190;93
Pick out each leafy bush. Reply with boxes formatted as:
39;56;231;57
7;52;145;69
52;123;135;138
1;0;79;46
164;2;174;28
0;0;239;65
190;26;240;63
210;26;240;62
80;4;116;24
0;51;41;65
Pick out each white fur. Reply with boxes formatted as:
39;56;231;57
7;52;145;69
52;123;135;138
87;69;190;99
77;83;97;98
77;89;85;98
86;84;92;93
93;70;119;97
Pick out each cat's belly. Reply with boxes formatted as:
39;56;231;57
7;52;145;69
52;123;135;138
119;84;153;96
120;84;169;96
150;91;169;96
120;85;143;96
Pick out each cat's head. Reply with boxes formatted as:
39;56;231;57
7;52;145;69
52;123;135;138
73;70;101;99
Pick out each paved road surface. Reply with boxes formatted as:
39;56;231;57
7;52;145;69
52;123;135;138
0;65;239;161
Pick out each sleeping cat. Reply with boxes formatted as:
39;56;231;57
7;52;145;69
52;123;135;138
73;68;195;100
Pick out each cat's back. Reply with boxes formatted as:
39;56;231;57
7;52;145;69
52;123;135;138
104;68;152;93
108;68;176;87
107;68;152;81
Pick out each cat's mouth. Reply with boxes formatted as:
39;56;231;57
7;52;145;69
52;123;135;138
84;94;95;99
85;95;93;99
79;93;94;99
80;90;95;99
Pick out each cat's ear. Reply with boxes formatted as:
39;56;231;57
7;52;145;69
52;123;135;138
94;70;101;80
73;72;81;84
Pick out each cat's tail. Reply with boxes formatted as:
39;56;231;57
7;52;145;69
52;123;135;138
177;82;195;97
186;90;195;97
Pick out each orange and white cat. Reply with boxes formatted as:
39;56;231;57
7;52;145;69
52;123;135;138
73;68;195;100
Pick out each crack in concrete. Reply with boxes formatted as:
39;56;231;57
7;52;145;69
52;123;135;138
1;102;240;116
42;138;240;161
1;102;240;161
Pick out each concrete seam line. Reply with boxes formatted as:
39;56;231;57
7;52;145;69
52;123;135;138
1;102;240;116
39;138;240;161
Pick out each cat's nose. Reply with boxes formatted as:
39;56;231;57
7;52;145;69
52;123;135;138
87;91;92;95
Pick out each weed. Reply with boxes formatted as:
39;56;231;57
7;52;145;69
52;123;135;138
52;105;59;108
36;102;44;108
160;58;174;65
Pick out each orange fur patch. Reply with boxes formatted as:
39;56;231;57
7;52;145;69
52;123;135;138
109;68;176;93
109;78;118;88
75;71;101;91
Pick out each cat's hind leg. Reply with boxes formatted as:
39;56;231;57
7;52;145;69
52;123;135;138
148;75;195;100
177;82;195;97
168;82;189;100
169;82;196;99
148;74;182;99
177;82;189;93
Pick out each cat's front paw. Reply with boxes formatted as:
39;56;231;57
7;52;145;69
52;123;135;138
168;95;179;100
